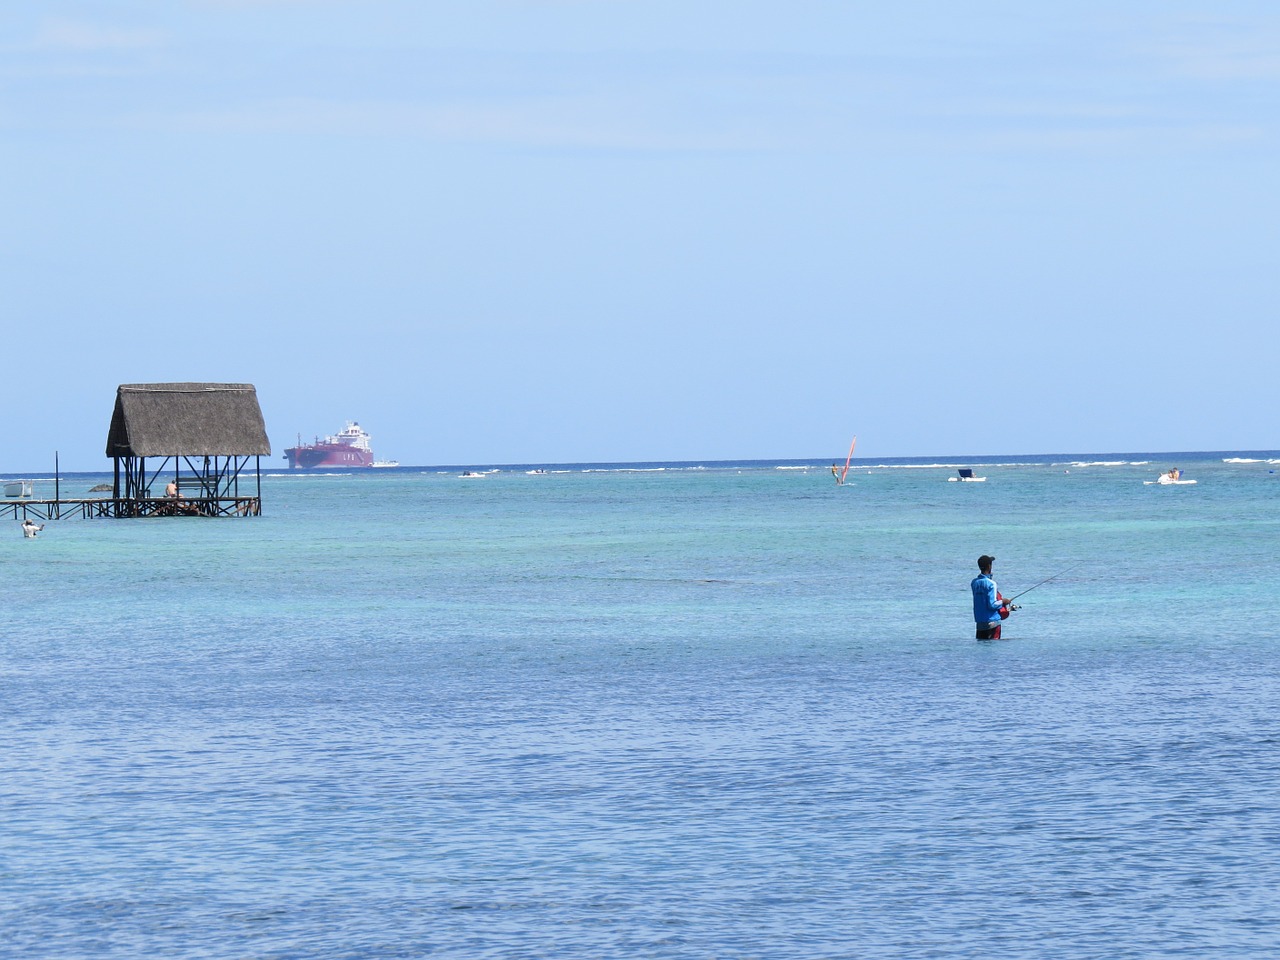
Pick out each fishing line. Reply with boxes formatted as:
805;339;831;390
1005;561;1084;603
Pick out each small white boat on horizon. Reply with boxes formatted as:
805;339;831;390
948;468;986;482
3;480;34;498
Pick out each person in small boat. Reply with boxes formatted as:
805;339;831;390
971;554;1013;640
21;519;43;538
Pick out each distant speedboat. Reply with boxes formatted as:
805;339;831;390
1146;468;1195;486
460;471;485;478
948;468;986;482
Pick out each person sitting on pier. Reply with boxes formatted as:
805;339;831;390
161;478;202;515
21;519;43;538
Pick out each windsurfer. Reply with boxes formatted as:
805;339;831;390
835;437;857;485
971;554;1013;640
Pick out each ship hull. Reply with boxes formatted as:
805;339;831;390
284;444;375;469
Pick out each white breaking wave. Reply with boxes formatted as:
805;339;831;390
583;467;667;473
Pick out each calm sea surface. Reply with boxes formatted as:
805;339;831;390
3;452;1279;958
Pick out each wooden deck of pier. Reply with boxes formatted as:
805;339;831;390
0;495;261;521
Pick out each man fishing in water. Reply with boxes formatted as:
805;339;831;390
971;554;1014;640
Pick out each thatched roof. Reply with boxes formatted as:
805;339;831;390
106;383;271;458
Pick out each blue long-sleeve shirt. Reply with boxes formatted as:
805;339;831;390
971;573;1002;623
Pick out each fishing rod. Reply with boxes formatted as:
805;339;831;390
1004;562;1084;605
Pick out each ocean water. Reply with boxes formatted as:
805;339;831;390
3;452;1279;959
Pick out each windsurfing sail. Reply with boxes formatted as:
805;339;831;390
840;436;857;484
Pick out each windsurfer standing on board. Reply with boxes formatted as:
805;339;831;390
971;554;1014;640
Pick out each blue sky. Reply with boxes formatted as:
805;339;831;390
3;2;1277;470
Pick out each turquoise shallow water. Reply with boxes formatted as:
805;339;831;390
3;453;1280;958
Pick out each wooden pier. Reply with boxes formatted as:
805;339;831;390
0;494;261;522
100;382;270;520
3;383;271;522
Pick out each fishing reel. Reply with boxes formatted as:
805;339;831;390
997;595;1020;619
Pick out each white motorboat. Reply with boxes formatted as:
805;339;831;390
1146;469;1196;485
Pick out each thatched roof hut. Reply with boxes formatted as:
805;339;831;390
106;383;271;458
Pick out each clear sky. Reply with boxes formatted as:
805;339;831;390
3;2;1277;471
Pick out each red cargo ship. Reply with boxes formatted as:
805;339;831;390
284;421;376;469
